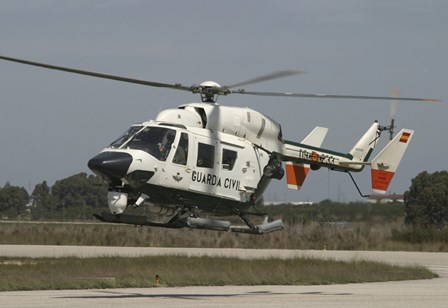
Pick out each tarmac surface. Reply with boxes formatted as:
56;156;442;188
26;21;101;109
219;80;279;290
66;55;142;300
1;245;448;307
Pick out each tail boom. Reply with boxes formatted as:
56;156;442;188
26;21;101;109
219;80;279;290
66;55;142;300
281;123;412;195
283;122;380;173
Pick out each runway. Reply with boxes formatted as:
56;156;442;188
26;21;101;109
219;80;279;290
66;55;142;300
1;245;448;307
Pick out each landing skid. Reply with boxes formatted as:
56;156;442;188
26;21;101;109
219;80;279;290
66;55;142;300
93;212;284;235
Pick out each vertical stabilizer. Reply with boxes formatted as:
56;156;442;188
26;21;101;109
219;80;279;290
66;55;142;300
286;162;310;189
349;122;381;163
286;127;328;190
371;129;413;194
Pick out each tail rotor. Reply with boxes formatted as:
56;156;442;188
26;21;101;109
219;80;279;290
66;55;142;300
388;89;399;141
379;89;399;140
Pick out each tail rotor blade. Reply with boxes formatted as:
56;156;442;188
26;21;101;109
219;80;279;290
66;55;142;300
389;89;399;140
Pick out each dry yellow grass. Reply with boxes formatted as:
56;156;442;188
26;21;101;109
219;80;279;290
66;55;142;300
0;221;446;251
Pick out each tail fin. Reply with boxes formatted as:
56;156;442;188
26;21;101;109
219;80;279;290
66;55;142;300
371;129;414;194
349;122;381;163
286;127;328;190
301;126;329;146
286;161;310;190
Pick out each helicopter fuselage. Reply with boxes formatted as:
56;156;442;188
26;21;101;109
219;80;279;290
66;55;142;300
0;54;426;234
88;103;284;217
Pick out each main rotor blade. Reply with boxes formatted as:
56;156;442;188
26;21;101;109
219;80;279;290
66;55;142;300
226;70;304;89
0;55;192;92
233;90;440;103
1;55;440;103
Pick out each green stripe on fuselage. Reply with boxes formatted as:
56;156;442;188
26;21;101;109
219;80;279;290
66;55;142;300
363;148;373;162
285;140;353;160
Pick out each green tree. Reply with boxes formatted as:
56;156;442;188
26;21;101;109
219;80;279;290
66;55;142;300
0;183;29;219
31;181;56;219
404;171;448;227
50;173;107;220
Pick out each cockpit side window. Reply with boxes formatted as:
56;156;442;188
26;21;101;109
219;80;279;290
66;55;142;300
173;132;189;165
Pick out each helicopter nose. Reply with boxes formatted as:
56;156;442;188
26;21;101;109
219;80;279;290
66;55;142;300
88;152;133;179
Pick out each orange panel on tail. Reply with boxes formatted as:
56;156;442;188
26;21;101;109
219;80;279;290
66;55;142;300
371;169;395;193
286;162;309;189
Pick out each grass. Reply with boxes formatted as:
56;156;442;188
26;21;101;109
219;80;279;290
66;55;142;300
0;256;436;291
0;221;440;291
1;221;447;251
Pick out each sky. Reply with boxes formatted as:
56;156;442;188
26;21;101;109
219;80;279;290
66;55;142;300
0;0;447;202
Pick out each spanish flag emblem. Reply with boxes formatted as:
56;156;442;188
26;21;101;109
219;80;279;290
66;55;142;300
399;132;411;143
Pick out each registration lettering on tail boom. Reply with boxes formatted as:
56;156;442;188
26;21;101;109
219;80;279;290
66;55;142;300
285;126;328;190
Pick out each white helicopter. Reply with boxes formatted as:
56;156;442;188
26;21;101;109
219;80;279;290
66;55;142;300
0;55;439;234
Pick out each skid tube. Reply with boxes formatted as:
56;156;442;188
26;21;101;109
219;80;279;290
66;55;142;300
93;212;284;234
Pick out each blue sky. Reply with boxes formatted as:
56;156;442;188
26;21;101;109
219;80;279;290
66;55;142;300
0;0;446;202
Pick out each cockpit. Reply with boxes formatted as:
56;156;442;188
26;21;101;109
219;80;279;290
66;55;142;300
110;125;177;161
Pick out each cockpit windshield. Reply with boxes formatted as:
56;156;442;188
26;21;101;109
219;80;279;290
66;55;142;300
110;126;177;161
110;125;143;148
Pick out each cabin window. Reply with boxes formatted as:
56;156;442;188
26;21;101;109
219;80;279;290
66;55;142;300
222;149;237;170
197;143;214;168
173;133;189;165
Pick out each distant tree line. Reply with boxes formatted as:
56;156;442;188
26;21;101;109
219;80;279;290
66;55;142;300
0;173;107;221
0;170;447;228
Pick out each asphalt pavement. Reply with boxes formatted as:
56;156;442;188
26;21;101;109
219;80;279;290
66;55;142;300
1;245;447;307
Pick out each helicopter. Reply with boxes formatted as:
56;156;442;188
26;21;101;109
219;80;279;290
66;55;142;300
0;55;439;234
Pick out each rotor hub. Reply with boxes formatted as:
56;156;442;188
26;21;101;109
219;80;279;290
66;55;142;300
199;81;221;88
194;81;229;103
